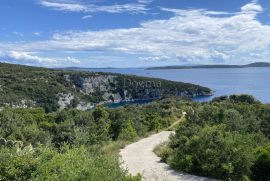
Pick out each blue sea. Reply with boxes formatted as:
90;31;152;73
86;67;270;103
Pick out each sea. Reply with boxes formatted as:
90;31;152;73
85;67;270;104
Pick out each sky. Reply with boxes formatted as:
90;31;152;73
1;0;270;68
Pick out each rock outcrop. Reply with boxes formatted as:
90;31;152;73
0;62;213;111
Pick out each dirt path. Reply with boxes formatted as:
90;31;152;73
120;131;215;181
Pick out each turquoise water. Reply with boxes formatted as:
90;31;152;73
106;99;155;108
86;67;270;103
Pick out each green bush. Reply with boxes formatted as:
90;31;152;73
162;96;270;180
169;125;264;180
0;146;140;181
252;144;270;181
117;120;138;141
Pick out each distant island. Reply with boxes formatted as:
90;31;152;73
146;62;270;70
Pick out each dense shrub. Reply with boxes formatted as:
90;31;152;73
1;95;269;180
252;143;270;181
169;125;264;180
117;120;138;141
0;146;141;181
0;98;186;180
162;95;270;181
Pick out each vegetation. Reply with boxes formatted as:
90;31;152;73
0;146;141;181
0;63;268;181
0;94;269;180
0;62;211;113
156;95;270;181
0;98;188;180
252;143;270;181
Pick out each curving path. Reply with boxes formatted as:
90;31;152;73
120;131;216;181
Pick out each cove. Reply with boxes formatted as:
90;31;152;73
105;99;155;108
105;95;214;108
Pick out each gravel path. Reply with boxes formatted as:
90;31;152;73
120;131;215;181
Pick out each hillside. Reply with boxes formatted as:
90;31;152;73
147;62;270;70
0;62;212;112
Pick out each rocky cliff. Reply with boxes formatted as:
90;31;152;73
0;62;212;112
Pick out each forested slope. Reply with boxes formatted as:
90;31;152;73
0;62;212;112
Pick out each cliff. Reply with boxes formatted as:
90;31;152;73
0;62;212;112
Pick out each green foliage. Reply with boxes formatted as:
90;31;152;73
229;94;260;104
1;94;269;181
252;143;270;181
0;97;187;180
162;95;270;181
169;125;263;180
117;120;138;141
0;146;139;181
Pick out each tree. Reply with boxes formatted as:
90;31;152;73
118;120;138;141
223;109;244;132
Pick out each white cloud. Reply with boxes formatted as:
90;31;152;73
241;2;263;13
8;51;57;64
1;51;81;66
39;0;88;12
161;8;236;16
82;15;92;20
33;32;41;36
67;56;80;64
139;55;170;62
2;2;270;65
137;0;153;4
39;0;148;14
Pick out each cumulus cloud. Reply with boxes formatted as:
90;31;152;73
1;2;270;65
1;51;81;66
7;51;57;64
39;0;148;14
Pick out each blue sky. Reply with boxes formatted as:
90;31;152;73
1;0;270;67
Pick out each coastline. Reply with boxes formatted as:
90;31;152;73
105;92;215;108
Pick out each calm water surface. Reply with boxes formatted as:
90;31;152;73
87;67;270;103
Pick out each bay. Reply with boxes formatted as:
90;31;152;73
85;67;270;103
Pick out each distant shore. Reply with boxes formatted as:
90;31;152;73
146;62;270;70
